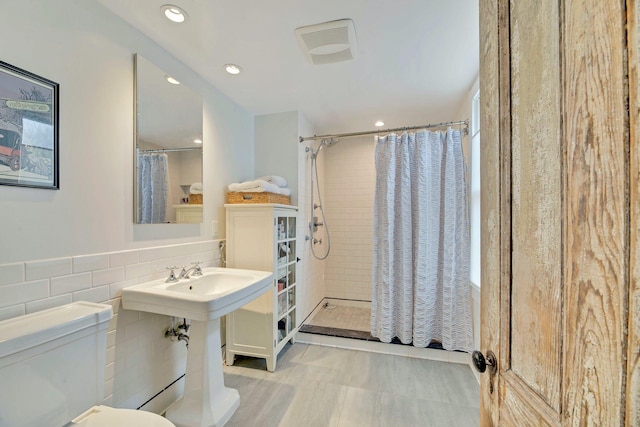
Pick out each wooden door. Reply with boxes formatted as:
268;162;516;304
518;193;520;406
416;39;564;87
478;0;639;425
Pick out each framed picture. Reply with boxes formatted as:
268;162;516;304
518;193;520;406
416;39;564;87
0;61;59;189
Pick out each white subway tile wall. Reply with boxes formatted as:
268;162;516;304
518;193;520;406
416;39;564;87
25;257;73;281
324;137;376;301
50;272;92;296
0;263;24;286
73;253;110;273
0;240;221;410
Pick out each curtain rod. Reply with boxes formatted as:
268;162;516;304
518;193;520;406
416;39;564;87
299;119;469;143
137;147;202;153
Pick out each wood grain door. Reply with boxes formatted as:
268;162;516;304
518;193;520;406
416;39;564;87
478;0;639;425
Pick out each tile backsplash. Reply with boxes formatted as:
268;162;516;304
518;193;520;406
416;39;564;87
0;240;222;412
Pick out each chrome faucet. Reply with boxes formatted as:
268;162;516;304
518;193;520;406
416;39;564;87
179;262;203;279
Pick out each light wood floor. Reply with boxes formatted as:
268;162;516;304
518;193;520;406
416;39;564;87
224;343;480;427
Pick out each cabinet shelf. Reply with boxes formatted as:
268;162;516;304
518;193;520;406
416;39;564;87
225;204;298;372
278;306;295;321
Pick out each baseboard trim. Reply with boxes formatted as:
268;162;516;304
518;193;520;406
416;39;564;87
296;331;470;365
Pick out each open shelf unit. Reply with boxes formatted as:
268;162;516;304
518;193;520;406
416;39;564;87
224;203;298;371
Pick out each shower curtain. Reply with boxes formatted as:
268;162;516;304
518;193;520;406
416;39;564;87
137;152;169;223
371;128;473;352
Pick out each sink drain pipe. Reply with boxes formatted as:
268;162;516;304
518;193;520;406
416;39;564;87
165;318;190;348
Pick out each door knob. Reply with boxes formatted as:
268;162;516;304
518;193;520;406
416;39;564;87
472;350;497;375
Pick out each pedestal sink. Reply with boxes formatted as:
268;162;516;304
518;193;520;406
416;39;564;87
122;267;273;427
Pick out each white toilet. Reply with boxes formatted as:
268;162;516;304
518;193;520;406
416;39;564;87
0;301;176;427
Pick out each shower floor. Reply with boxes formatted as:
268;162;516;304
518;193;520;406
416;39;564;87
300;300;375;340
299;299;445;349
306;302;371;331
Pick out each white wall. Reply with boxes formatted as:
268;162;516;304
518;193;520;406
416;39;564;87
253;110;325;323
254;111;298;205
179;150;202;188
0;0;253;264
0;0;253;414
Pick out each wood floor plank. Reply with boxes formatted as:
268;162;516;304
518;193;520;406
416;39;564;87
337;385;479;427
224;343;480;426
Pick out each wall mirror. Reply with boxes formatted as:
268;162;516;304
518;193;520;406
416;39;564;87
134;53;203;224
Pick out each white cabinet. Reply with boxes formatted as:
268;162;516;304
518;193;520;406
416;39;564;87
224;203;298;372
174;204;203;223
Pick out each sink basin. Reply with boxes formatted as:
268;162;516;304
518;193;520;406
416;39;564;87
122;266;274;427
122;267;273;321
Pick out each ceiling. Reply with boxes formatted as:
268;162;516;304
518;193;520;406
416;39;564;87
97;0;479;135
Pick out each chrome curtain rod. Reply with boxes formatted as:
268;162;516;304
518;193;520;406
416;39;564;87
137;147;202;153
299;119;469;143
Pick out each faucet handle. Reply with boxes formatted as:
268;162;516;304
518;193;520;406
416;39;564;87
165;266;179;283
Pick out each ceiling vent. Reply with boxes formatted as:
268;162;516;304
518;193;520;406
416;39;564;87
295;19;357;65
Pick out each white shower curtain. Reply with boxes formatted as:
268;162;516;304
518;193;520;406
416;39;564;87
137;152;169;223
371;128;473;352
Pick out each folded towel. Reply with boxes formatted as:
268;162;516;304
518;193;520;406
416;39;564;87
228;179;272;192
189;182;203;195
257;175;288;188
228;179;291;196
268;186;291;196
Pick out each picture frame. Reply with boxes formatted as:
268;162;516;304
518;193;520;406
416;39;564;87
0;61;59;189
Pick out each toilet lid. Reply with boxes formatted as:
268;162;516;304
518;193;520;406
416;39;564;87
72;405;175;427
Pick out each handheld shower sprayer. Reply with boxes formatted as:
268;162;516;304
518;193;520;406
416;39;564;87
307;137;339;260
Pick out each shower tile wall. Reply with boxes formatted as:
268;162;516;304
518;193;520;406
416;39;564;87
324;136;376;301
0;241;221;413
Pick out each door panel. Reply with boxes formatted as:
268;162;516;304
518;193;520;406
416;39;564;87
480;0;632;424
562;0;628;424
509;0;562;414
479;0;501;423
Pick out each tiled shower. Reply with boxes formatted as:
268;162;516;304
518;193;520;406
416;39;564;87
301;135;377;336
323;136;376;302
300;132;480;358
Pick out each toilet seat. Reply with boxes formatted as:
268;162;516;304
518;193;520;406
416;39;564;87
70;405;176;427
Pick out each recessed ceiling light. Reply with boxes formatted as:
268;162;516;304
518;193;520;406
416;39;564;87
224;64;242;75
165;75;180;85
161;4;188;23
375;121;384;127
194;139;202;144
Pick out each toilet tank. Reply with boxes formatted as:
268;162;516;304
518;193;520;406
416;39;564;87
0;301;113;427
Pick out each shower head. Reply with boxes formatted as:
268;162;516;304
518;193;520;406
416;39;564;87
318;138;339;152
324;137;339;147
310;137;339;158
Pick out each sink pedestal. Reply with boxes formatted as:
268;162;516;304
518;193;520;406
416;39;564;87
166;318;239;427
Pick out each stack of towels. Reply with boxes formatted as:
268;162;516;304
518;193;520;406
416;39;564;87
228;175;290;196
189;182;203;195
